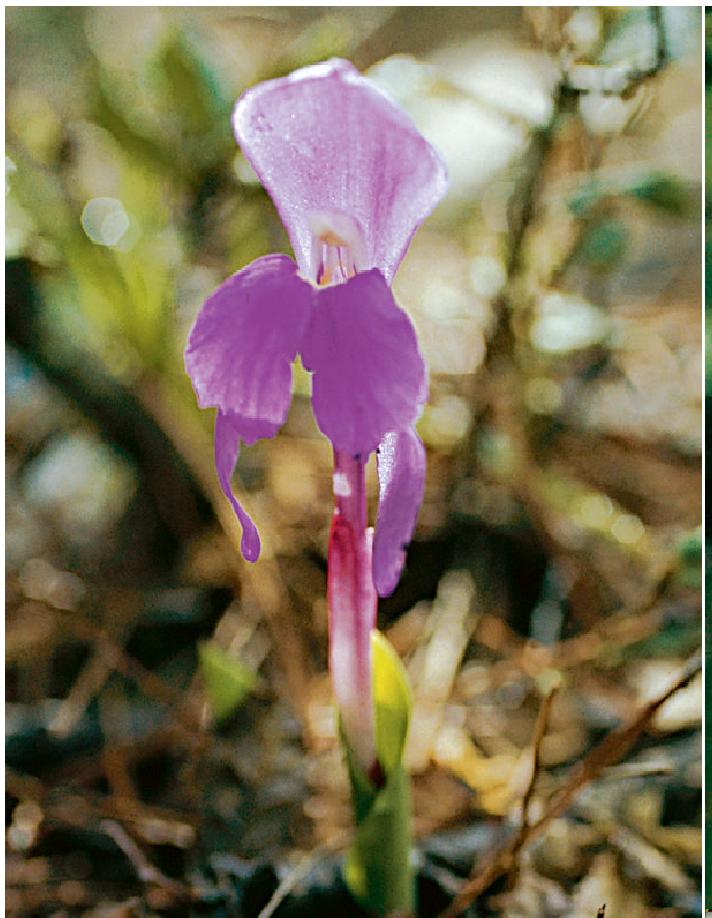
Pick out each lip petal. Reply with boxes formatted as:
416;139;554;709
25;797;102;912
373;427;426;597
184;253;313;427
300;268;428;458
233;58;448;282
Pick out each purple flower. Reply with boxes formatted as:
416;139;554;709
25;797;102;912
185;59;447;769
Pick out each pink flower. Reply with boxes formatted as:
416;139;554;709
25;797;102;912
185;59;447;769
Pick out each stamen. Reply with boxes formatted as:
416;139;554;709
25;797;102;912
321;229;349;247
317;238;354;286
309;211;367;285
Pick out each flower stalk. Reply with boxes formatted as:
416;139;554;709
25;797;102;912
328;451;378;778
329;455;415;915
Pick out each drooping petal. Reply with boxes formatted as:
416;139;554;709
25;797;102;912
373;427;426;597
184;254;313;426
214;410;270;562
301;269;427;458
233;59;448;283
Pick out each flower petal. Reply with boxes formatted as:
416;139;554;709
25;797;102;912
184;254;313;426
214;410;268;562
300;269;427;457
233;59;448;283
373;427;426;597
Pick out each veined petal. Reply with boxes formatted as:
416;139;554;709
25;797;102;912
233;59;448;283
184;254;313;426
301;269;427;457
214;410;269;562
373;428;426;597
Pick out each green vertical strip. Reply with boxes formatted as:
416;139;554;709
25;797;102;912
342;631;415;916
705;9;711;907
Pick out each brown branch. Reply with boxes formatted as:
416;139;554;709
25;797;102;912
101;819;190;902
257;830;349;918
59;614;204;734
439;654;700;917
477;565;677;683
518;687;558;836
5;767;45;803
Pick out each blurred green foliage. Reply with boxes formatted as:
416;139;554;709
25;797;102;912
199;641;257;723
676;528;702;591
568;172;693;220
704;10;712;897
577;217;628;270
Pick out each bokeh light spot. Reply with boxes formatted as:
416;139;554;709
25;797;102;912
81;197;130;247
611;513;645;545
578;493;614;530
531;292;608;353
469;255;506;298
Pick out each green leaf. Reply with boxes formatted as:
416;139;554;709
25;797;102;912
344;758;412;916
341;631;414;916
622;620;701;661
372;629;412;772
675;527;702;590
198;641;257;722
92;74;176;180
152;31;232;173
577;218;628;269
7;150;140;354
626;172;692;217
155;32;226;135
568;172;693;223
7;147;82;245
567;180;607;219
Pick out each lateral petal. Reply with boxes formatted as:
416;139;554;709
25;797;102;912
373;427;426;597
300;269;427;458
184;254;313;427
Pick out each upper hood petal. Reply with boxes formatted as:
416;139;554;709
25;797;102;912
233;58;448;283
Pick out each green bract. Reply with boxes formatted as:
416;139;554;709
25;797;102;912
342;632;414;916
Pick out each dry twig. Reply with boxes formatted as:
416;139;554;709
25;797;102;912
101;819;189;902
257;831;349;918
439;654;700;917
518;687;558;837
481;571;677;685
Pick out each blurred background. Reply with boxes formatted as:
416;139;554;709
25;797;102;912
6;7;702;917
